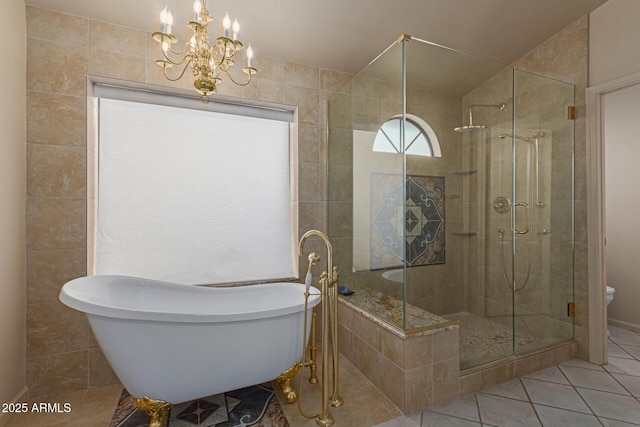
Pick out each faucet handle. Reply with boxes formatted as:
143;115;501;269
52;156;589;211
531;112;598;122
308;252;320;266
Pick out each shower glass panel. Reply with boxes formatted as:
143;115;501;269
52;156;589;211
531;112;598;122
451;63;517;369
328;38;422;331
511;70;575;354
327;36;575;370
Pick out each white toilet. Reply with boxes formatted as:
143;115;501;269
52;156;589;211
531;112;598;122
606;285;616;336
606;285;616;306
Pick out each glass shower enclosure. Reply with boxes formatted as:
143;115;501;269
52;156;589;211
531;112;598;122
327;35;574;371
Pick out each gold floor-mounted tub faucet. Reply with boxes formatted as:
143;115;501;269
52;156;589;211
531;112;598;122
278;229;343;427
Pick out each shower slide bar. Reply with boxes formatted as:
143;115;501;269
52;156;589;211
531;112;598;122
499;131;546;208
532;133;544;208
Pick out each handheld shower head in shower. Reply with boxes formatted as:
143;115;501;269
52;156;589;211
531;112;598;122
454;103;506;134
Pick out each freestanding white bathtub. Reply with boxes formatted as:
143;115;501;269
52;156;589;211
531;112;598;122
59;275;320;405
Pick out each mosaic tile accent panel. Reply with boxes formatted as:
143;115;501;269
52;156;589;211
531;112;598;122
370;173;445;269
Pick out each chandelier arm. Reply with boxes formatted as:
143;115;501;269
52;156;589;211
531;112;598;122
215;40;240;68
161;49;195;67
166;41;192;57
220;68;253;87
162;60;195;82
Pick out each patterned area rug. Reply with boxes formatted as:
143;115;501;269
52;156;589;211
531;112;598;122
109;384;289;427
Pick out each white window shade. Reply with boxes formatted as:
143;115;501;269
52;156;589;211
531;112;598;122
97;98;295;285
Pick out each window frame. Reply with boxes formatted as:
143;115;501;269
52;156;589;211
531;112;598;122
86;76;300;284
372;113;442;157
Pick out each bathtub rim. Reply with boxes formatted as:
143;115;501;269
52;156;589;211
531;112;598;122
60;275;321;323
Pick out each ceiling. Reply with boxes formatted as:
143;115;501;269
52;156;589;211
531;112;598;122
23;0;609;75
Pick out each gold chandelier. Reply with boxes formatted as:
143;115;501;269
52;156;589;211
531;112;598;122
152;0;257;102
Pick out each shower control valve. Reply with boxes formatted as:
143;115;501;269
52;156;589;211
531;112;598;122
493;196;511;214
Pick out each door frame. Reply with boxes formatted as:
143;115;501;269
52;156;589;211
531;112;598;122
586;70;640;364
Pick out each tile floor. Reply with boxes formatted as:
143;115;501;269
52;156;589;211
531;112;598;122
5;325;640;427
376;324;640;426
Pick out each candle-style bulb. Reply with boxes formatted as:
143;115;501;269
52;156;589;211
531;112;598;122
223;12;231;37
232;19;240;40
193;0;201;22
160;6;169;33
166;9;173;34
246;44;254;67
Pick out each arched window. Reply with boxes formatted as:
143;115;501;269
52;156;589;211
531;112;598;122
372;114;441;157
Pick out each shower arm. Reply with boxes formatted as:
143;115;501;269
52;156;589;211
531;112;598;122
467;103;507;126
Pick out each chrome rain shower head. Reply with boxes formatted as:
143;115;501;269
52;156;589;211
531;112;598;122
454;103;506;134
454;125;486;133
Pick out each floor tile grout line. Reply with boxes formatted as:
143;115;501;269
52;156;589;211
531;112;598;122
617;342;640;350
523;372;570;387
476;390;529;404
474;392;484;426
571;379;640;425
596;364;640;398
522;363;614;421
609;337;640;360
596;414;640;426
420;408;480;425
531;401;604;419
573;382;634;397
559;360;607;372
560;363;636;397
556;362;605;414
561;370;602;419
518;377;544;426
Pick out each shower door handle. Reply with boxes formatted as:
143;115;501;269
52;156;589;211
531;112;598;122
512;202;529;234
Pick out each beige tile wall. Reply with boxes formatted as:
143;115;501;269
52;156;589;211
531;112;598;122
338;301;460;413
25;5;350;398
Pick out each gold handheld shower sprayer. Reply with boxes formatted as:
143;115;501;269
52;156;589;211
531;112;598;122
279;229;343;427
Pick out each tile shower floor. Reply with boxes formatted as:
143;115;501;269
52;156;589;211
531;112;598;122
6;325;640;426
445;311;566;371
